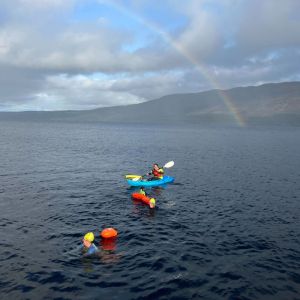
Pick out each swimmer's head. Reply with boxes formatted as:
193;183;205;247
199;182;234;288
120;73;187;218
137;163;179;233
149;198;156;208
84;232;94;242
83;232;94;247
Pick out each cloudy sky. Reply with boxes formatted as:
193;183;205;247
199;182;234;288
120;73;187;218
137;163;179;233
0;0;300;111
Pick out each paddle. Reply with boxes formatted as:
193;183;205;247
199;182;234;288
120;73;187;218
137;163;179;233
125;174;141;179
163;161;174;168
131;161;174;181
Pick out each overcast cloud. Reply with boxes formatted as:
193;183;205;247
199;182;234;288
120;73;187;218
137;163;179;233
0;0;300;111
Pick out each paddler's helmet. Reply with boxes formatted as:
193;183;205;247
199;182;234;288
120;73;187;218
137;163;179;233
84;232;94;242
149;198;156;208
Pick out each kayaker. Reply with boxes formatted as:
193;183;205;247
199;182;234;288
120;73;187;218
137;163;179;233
139;186;146;196
82;232;99;256
148;163;164;180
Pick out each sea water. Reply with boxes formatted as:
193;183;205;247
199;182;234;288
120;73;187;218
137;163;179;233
0;121;299;299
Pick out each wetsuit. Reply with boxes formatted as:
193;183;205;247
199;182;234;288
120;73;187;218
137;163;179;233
83;243;99;256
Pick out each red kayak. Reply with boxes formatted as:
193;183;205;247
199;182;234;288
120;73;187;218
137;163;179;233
131;193;156;208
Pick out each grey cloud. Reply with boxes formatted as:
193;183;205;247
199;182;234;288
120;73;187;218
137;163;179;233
0;64;45;102
0;0;300;111
237;0;300;53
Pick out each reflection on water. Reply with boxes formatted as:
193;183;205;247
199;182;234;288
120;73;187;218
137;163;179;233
101;237;117;251
81;239;122;270
131;201;157;218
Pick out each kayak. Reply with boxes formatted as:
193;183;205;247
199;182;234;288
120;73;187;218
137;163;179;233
126;175;174;187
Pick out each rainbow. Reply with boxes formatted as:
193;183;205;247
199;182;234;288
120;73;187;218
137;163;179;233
100;1;246;127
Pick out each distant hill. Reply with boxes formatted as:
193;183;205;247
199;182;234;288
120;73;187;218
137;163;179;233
1;81;300;126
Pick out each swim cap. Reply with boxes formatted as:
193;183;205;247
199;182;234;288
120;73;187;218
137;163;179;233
149;198;156;208
84;232;94;242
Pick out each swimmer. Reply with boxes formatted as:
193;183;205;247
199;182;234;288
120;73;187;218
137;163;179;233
82;232;99;256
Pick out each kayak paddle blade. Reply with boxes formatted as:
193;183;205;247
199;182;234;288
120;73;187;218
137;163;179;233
163;161;174;168
125;174;141;179
132;176;142;181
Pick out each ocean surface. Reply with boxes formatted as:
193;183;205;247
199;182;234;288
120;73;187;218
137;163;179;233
0;121;300;300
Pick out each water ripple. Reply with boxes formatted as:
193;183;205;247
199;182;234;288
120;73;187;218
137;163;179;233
0;122;300;299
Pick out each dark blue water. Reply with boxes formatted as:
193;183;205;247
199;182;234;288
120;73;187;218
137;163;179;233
0;121;300;300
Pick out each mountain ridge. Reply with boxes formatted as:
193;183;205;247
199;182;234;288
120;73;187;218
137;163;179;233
1;81;300;126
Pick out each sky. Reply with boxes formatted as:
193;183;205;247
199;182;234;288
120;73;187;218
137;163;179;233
0;0;300;111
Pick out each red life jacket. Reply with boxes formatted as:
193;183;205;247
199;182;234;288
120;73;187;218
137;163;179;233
152;168;164;178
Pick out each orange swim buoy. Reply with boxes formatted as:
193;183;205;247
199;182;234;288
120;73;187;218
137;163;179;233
101;227;118;239
131;193;156;208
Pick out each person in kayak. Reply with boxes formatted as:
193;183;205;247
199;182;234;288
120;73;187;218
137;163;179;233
148;163;164;180
82;232;99;256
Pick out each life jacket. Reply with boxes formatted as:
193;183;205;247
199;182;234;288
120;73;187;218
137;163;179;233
139;189;146;196
152;168;164;179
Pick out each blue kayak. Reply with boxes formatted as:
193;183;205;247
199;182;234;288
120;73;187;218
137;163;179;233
126;176;174;187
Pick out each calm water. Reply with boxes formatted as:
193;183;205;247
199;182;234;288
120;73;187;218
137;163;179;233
0;121;300;300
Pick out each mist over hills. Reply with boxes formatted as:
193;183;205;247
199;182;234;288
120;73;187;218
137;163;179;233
1;81;300;126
